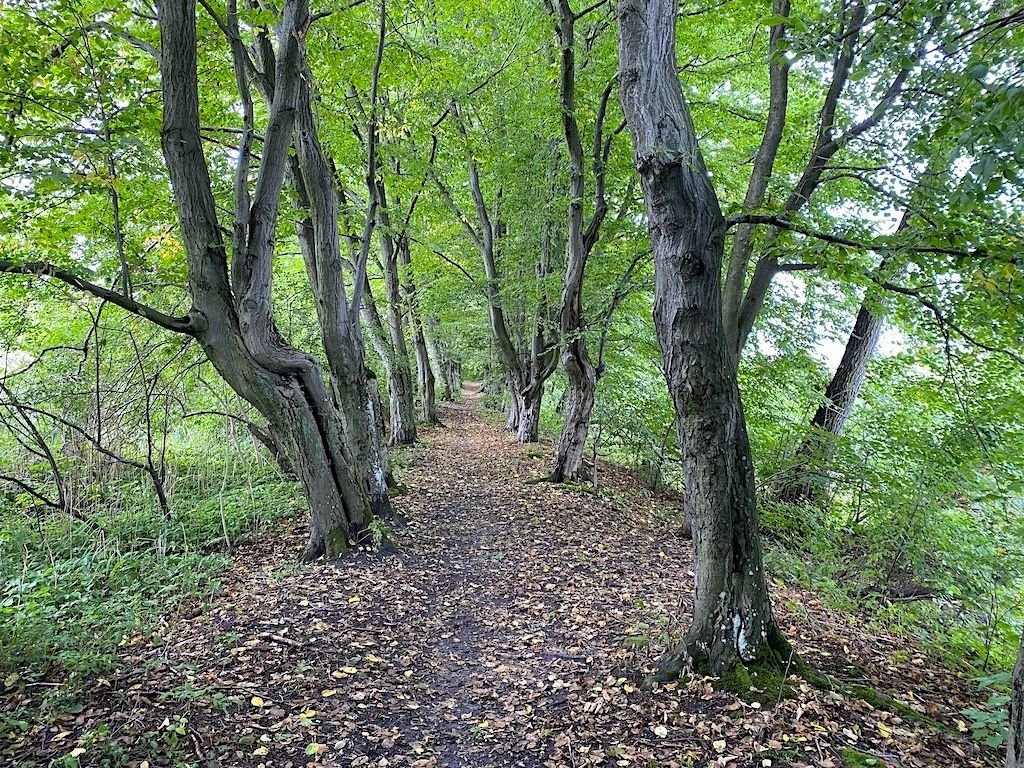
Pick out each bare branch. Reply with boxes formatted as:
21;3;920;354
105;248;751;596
0;261;194;334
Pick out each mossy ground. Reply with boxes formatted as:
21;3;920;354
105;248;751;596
841;747;885;766
716;661;796;704
847;684;945;730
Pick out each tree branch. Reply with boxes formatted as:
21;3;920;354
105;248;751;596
0;261;194;334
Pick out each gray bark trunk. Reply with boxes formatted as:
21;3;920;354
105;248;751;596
159;0;371;560
516;382;544;444
778;301;883;503
376;196;418;444
547;1;612;480
423;317;454;401
397;238;438;423
505;378;524;433
1009;629;1024;767
411;318;438;423
293;78;391;516
618;0;787;677
551;359;595;481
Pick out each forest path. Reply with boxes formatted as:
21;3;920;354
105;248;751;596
7;387;999;767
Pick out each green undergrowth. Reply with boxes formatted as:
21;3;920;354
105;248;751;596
841;748;885;767
0;477;301;685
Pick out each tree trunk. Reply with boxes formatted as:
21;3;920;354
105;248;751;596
386;363;417;445
1008;629;1024;767
264;371;369;562
158;0;372;560
412;322;438;423
505;376;525;432
551;353;596;481
447;358;463;393
516;382;544;443
358;271;417;446
778;301;883;503
618;0;788;678
293;80;392;517
423;317;454;401
397;238;438;424
376;199;418;445
546;0;612;481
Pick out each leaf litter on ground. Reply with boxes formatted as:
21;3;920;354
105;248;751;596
0;391;1003;768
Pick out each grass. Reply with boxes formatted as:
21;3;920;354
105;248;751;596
0;469;302;685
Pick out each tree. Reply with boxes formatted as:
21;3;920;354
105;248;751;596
721;0;944;362
617;0;790;676
433;116;561;443
1009;628;1024;767
0;0;386;560
545;0;622;481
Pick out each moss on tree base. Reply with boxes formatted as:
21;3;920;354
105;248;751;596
324;525;349;558
715;660;796;703
647;624;840;705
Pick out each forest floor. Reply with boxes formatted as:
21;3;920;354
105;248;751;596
1;385;1003;768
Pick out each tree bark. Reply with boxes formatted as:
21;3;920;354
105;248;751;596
777;300;883;503
423;317;455;401
397;238;438;423
159;0;371;560
292;75;392;517
1009;629;1024;767
410;314;438;423
516;380;545;443
546;1;617;480
618;0;788;678
551;360;595;481
375;193;418;444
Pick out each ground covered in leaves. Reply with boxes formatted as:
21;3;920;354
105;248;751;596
1;387;1004;767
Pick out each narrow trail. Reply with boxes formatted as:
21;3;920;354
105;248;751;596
5;387;1000;767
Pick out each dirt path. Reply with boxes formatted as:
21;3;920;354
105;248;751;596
4;388;1001;767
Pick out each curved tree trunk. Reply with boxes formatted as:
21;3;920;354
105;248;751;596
158;0;373;560
618;0;788;678
546;0;613;481
551;351;596;481
778;301;883;503
293;79;392;517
